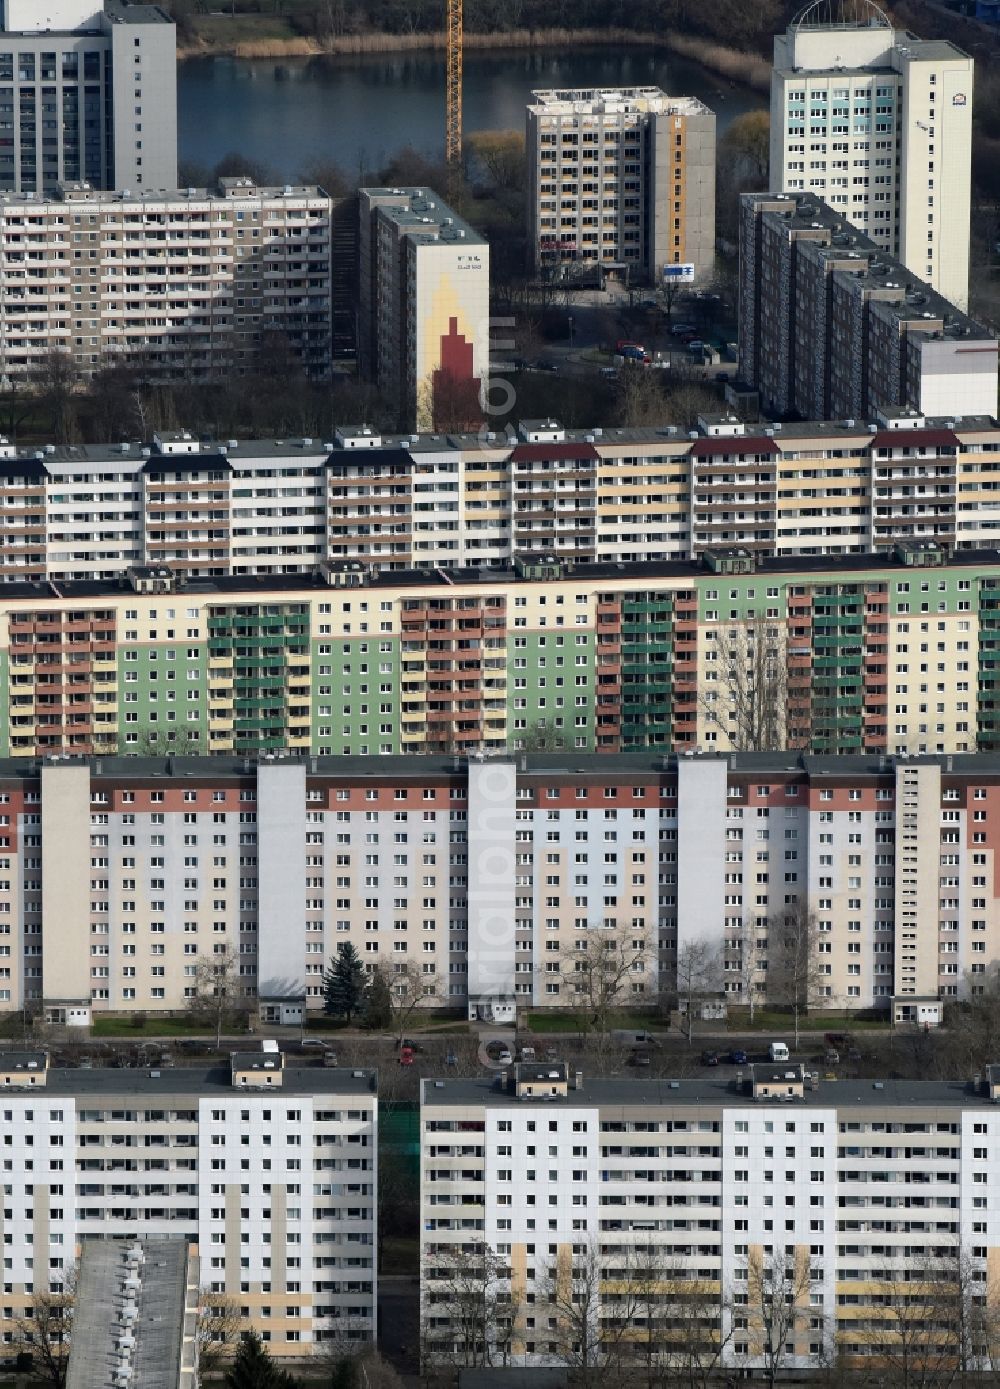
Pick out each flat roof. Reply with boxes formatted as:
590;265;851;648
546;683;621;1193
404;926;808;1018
0;1060;377;1098
528;86;710;116
422;1075;994;1109
0;542;1000;602
361;186;487;246
68;1239;193;1389
0;411;997;471
0;180;326;210
750;192;990;338
3;749;1000;783
105;1;174;22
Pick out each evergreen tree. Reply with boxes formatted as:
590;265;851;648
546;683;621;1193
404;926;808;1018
323;942;367;1022
364;967;393;1031
225;1330;301;1388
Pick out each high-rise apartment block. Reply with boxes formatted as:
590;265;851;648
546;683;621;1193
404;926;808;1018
769;1;972;309
739;192;997;420
2;751;1000;1022
0;1048;377;1362
0;0;177;194
0;178;333;380
9;412;1000;589
526;87;715;285
3;531;1000;757
420;1065;1000;1372
358;187;488;431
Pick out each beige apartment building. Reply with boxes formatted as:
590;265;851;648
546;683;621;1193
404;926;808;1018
526;87;715;285
769;1;972;309
0;177;333;380
738;193;997;421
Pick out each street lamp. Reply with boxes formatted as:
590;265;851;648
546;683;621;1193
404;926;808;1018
568;315;575;351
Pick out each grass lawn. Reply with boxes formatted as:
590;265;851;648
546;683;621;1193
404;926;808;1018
724;1007;891;1033
526;1010;661;1034
191;14;299;44
92;1015;215;1038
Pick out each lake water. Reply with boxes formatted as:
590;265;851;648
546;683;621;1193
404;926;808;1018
177;46;766;181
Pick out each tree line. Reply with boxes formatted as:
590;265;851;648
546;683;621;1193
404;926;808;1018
424;1235;1000;1387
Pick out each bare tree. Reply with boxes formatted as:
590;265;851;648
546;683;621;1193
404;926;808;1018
196;1290;242;1381
190;944;246;1048
613;1250;733;1389
674;939;723;1046
740;1247;824;1389
540;1239;620;1383
11;1266;77;1388
725;913;763;1025
766;903;824;1049
561;922;650;1036
422;1241;520;1370
701;618;803;752
862;1249;965;1389
381;960;436;1046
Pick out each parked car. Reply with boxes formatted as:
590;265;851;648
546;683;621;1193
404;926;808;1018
628;1049;652;1067
496;1047;513;1065
398;1045;415;1066
701;1050;720;1066
534;358;558;372
727;1049;748;1065
824;1048;840;1065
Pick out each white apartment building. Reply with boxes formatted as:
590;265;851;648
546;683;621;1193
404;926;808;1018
0;0;177;195
526;87;716;285
0;178;333;380
358;187;489;431
0;1046;377;1363
420;1064;1000;1373
769;0;972;309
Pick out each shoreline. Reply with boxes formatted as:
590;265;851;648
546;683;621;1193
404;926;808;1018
177;27;771;93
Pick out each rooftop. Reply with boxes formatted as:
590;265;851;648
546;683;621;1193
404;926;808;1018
0;1059;377;1097
2;748;1000;785
361;186;487;247
0;409;998;473
751;193;990;340
422;1074;1000;1109
528;86;710;117
68;1239;196;1389
0;539;997;603
0;178;328;210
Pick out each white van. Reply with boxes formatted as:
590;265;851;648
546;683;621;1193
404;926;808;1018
769;1041;790;1062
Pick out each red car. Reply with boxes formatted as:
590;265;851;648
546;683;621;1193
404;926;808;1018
398;1045;415;1066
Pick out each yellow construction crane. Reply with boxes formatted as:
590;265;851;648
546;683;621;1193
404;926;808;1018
445;0;463;171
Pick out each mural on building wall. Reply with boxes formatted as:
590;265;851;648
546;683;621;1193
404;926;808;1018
432;316;481;430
